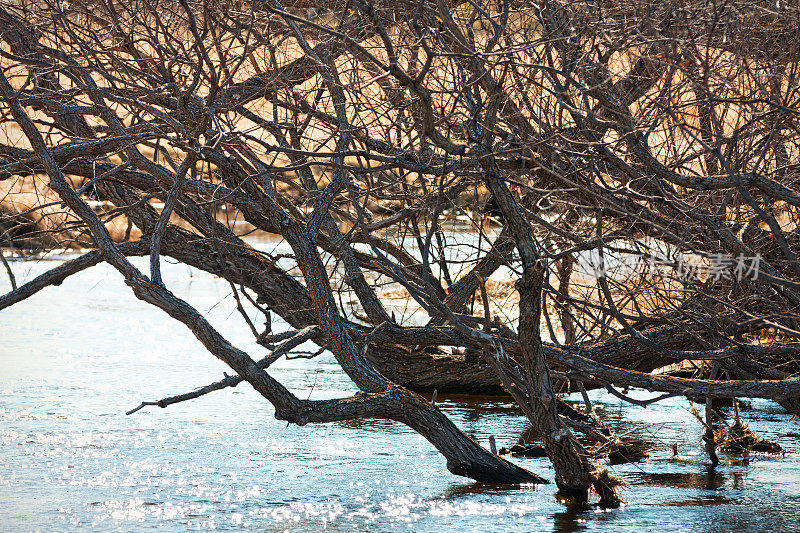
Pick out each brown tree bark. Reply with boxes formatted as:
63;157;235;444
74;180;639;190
0;65;545;486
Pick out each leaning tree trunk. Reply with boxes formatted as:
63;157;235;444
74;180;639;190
477;143;606;499
0;65;546;486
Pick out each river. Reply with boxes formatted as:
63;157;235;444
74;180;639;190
2;249;800;531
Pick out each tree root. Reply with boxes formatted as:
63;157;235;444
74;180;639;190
591;468;626;508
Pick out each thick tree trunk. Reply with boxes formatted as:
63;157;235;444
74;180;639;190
477;138;603;498
377;388;547;483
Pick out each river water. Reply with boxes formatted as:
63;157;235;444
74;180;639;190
2;249;800;531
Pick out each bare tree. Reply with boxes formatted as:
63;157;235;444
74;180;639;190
2;0;799;503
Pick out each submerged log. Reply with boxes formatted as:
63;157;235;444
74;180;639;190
500;444;549;458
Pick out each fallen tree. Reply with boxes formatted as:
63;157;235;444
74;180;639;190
2;0;799;503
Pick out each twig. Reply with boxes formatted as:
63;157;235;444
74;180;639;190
127;326;319;415
0;247;16;290
576;380;592;414
705;396;720;467
476;274;492;331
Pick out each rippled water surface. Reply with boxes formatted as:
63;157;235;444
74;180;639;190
2;250;800;531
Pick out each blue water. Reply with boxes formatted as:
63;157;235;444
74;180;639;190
2;251;800;531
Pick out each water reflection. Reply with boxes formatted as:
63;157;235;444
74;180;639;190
629;466;745;492
661;494;733;507
552;501;589;533
442;481;544;498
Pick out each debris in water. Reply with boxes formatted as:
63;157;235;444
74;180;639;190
721;419;784;454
